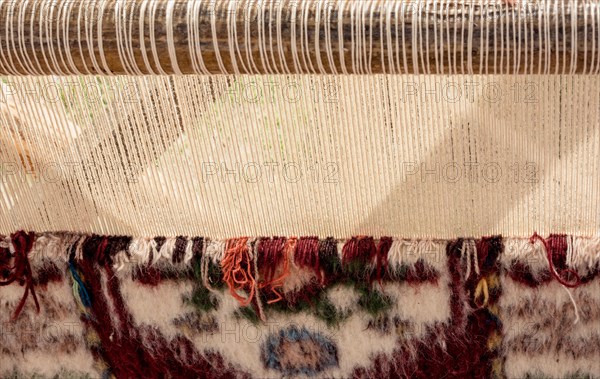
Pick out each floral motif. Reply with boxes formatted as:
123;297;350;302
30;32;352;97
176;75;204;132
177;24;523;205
262;326;338;377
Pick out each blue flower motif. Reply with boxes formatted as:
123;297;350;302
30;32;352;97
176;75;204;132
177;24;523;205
262;326;338;377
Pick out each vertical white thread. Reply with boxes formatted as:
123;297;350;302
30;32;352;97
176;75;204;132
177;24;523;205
96;0;110;75
314;0;325;74
275;0;291;74
338;0;348;74
227;0;241;74
149;0;167;75
323;0;337;74
126;2;142;75
210;0;227;74
385;0;394;74
165;0;182;75
138;0;156;74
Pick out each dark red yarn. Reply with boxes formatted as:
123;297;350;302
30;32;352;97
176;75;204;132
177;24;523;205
318;237;340;284
447;239;467;331
546;234;568;270
104;236;131;265
257;237;287;284
295;236;321;282
0;231;39;320
404;260;439;284
77;235;250;379
172;236;187;264
190;237;204;260
34;260;63;286
505;234;584;287
374;237;392;283
507;261;553;287
283;280;323;308
353;237;503;379
475;236;502;276
531;232;581;288
342;236;376;265
256;237;289;303
132;266;162;286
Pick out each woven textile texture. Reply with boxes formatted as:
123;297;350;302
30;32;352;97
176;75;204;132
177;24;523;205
1;232;598;379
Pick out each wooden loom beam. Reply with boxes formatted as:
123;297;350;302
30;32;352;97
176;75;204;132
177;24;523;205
0;0;598;75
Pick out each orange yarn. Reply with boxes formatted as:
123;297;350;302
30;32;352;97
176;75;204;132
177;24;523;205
221;237;256;307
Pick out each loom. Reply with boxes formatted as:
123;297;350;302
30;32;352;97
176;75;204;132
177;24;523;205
0;0;599;74
0;1;599;378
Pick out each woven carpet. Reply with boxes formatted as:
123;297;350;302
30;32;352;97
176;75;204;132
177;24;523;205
1;232;598;379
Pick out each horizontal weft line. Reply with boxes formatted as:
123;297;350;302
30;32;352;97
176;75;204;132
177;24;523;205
1;231;598;284
0;0;598;75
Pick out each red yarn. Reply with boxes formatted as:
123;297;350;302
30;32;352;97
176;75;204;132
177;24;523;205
342;236;376;265
447;239;467;331
132;266;162;286
374;237;392;283
0;231;39;320
404;260;439;284
353;238;502;378
257;237;286;286
507;261;553;287
34;261;63;286
257;237;292;304
172;236;187;264
295;237;321;282
530;232;581;288
77;235;249;379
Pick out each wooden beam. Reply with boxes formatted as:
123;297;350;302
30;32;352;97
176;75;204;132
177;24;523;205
0;0;598;75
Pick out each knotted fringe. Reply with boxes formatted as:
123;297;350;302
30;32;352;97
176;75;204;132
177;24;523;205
295;236;321;283
530;232;583;324
530;232;582;288
341;236;376;265
1;231;598;323
257;237;294;304
375;237;393;284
